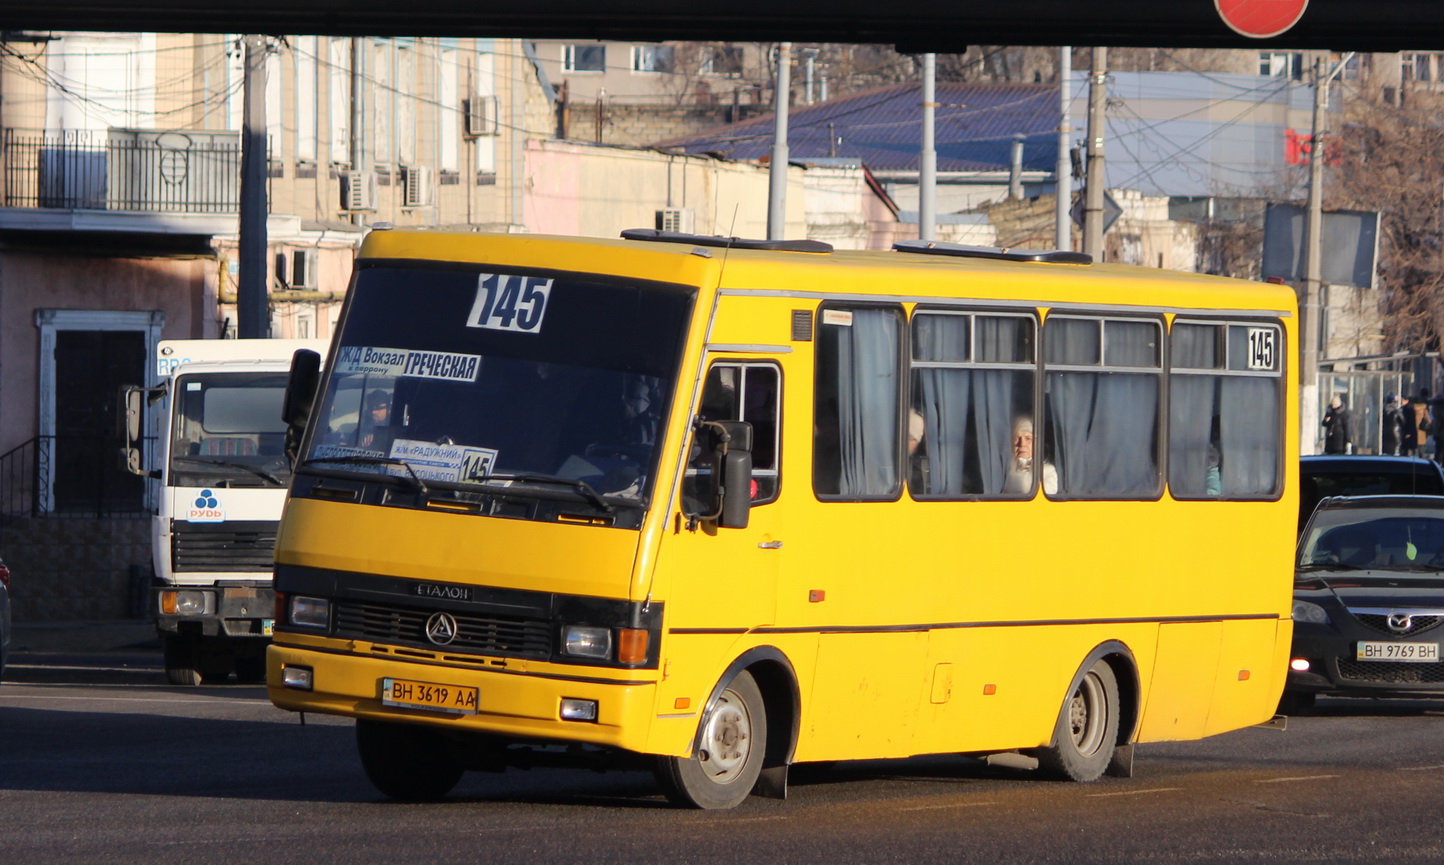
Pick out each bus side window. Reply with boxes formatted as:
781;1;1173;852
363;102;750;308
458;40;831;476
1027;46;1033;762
814;306;903;499
1169;321;1282;499
685;363;782;506
1044;316;1162;498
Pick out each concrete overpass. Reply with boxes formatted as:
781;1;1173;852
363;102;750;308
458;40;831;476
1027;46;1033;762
0;0;1438;52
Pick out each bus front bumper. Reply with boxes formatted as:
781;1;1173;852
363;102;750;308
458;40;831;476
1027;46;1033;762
267;640;666;753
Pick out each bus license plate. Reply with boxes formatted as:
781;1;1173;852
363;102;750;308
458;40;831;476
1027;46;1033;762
382;678;479;714
1356;641;1440;662
262;618;274;636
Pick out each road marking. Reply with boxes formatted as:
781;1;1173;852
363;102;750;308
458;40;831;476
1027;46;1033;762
899;801;998;811
1086;787;1181;798
1254;774;1339;783
1399;764;1444;771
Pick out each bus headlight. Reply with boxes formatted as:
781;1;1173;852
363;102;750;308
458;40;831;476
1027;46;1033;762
561;625;612;659
289;596;331;629
1292;600;1331;625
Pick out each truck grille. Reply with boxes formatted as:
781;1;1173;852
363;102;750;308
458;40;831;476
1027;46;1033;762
332;600;553;659
171;523;277;572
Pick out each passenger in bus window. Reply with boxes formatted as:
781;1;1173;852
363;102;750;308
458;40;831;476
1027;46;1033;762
906;409;928;491
1002;417;1057;495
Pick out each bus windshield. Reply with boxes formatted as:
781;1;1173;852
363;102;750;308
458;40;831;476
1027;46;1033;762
303;264;694;505
170;371;292;488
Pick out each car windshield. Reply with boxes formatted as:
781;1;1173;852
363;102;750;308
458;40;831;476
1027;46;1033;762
1298;507;1444;571
169;371;292;487
301;263;694;506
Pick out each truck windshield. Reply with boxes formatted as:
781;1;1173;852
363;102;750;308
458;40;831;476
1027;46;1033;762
169;372;292;487
302;263;694;506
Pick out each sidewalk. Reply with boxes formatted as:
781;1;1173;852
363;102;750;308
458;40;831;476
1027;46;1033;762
9;619;158;654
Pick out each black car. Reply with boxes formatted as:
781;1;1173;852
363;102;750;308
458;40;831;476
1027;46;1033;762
1284;494;1444;712
1298;454;1444;532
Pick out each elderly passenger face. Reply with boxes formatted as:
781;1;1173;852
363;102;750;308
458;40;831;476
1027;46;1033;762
1012;419;1035;462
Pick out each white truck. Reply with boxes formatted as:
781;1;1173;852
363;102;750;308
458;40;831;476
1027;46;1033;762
120;338;327;685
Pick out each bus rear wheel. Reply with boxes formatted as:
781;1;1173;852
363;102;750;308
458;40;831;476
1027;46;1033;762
356;719;464;801
1037;659;1119;782
654;670;766;809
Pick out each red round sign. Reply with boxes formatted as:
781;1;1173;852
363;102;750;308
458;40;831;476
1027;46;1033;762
1215;0;1309;38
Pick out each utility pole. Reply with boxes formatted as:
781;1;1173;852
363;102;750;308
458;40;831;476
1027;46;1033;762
1056;46;1072;250
767;42;792;240
1301;52;1355;455
237;34;269;339
1082;46;1107;260
919;53;936;242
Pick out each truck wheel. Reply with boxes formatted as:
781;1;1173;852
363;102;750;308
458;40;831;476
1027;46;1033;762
654;670;767;809
162;634;203;687
356;719;464;801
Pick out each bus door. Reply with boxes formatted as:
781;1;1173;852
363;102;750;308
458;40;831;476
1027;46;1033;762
657;359;788;683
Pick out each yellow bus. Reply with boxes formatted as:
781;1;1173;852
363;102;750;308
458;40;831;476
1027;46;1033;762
268;226;1297;808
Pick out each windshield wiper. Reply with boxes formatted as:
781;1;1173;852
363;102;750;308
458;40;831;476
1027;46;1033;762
1296;562;1368;573
301;455;429;494
467;471;614;514
172;455;284;486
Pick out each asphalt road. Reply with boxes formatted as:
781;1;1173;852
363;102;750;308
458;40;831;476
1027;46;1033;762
4;649;1444;864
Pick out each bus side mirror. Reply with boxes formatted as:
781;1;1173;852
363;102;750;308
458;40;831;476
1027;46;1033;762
685;420;753;529
282;349;323;464
116;384;163;478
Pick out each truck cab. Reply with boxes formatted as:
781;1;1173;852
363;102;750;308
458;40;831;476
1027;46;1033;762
122;338;327;684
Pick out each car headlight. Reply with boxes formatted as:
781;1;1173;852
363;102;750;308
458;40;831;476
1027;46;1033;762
289;595;331;629
1292;599;1331;625
561;625;612;659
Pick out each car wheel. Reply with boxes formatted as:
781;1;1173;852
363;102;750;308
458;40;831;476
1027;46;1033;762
654;670;767;809
1036;660;1120;782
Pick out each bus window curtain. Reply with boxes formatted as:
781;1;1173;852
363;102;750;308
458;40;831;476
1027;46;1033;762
837;309;900;496
1220;377;1278;495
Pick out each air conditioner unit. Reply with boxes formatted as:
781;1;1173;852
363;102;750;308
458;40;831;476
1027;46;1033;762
464;95;500;138
292;249;318;289
341;170;376;211
656;207;696;233
402;165;434;208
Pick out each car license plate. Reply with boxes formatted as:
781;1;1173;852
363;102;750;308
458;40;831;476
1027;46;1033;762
1356;641;1440;662
382;678;479;714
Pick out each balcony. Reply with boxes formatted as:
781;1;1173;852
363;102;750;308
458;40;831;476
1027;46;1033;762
3;128;244;214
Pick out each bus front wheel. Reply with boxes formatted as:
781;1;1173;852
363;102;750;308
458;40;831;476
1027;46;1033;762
1037;659;1119;782
356;719;464;801
654;670;767;809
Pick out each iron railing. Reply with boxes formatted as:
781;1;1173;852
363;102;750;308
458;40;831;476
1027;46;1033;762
2;128;244;213
0;435;152;520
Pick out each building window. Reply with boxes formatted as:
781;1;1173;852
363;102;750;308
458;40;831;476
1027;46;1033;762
631;44;675;73
1258;51;1303;80
563;44;606;73
701;46;744;78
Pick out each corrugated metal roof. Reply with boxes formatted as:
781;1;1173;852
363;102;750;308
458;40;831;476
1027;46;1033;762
653;82;1061;173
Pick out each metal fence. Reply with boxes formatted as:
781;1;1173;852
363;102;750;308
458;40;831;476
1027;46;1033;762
2;128;244;213
0;435;152;521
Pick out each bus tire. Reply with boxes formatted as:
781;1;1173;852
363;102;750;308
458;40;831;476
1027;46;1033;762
654;670;767;809
162;634;203;687
1037;659;1119;782
356;719;464;802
